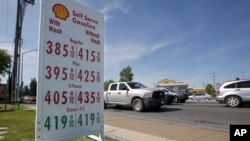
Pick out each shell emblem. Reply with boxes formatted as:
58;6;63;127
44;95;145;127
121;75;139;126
52;4;69;21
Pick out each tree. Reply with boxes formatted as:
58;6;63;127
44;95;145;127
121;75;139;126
119;65;134;82
23;85;29;96
29;78;37;96
104;79;115;91
0;49;11;76
205;84;215;96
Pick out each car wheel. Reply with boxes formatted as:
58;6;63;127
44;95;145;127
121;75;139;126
189;98;193;100
132;98;144;112
173;97;179;103
226;96;241;107
205;98;209;100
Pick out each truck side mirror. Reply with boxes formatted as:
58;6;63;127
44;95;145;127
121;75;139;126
122;87;129;91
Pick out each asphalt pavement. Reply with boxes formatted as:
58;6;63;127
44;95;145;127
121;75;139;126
104;112;228;141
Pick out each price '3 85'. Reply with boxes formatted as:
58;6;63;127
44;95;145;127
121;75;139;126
46;40;101;63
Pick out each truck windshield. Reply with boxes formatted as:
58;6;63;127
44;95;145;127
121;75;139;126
127;82;148;89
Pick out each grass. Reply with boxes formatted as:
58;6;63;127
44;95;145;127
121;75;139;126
0;104;35;141
0;104;117;141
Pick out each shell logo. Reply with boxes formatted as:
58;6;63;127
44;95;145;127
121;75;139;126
52;4;69;21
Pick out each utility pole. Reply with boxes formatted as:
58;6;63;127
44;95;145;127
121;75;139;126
211;72;216;89
11;0;35;104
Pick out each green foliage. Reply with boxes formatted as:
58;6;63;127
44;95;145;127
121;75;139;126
119;65;134;82
0;49;11;76
29;78;37;96
104;79;115;91
23;85;29;96
205;84;215;96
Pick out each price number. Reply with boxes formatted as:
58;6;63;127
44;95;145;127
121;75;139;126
44;90;100;105
44;113;101;131
46;40;101;63
45;65;100;83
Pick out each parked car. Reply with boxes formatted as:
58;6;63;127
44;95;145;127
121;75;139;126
216;80;250;107
189;93;212;100
162;88;188;103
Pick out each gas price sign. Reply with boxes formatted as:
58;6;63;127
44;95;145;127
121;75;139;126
36;0;104;140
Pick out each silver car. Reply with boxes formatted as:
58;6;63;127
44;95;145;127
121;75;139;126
189;93;212;100
216;80;250;107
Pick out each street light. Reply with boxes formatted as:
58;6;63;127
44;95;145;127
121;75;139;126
20;49;38;98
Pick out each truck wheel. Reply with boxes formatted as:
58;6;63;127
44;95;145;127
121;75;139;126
226;96;241;107
104;102;107;109
132;98;144;112
180;100;186;103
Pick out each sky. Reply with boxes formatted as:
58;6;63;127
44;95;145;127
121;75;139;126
0;0;250;88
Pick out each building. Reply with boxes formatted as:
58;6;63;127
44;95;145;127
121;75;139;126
188;88;206;94
0;84;8;101
155;79;189;92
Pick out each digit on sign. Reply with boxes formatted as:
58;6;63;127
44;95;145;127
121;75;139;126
61;115;67;129
54;66;60;80
54;91;60;104
78;69;83;81
90;113;95;125
86;49;89;61
44;116;51;131
91;71;95;82
85;91;89;103
55;42;61;55
45;90;51;104
78;114;83;126
63;44;68;57
91;50;95;62
91;92;95;103
62;91;67;104
55;116;59;130
85;114;88;126
62;68;67;80
85;70;89;82
78;91;83;104
78;48;83;60
46;40;53;54
45;66;52;79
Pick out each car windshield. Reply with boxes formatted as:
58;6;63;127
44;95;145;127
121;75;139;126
127;82;148;89
166;88;176;93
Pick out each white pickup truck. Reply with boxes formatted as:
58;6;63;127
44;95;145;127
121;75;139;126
104;82;167;112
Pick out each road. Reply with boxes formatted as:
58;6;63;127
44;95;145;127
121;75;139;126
105;101;250;132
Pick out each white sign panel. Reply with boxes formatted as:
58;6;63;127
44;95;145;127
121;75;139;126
36;0;104;140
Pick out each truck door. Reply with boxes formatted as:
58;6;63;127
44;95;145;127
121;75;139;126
117;83;130;104
106;84;119;103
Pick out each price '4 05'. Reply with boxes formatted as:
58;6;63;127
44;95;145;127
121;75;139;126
44;90;100;105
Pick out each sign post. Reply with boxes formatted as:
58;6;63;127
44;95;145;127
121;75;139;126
36;0;104;140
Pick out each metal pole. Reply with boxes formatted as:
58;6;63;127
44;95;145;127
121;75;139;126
12;0;21;104
12;0;35;105
20;49;38;98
